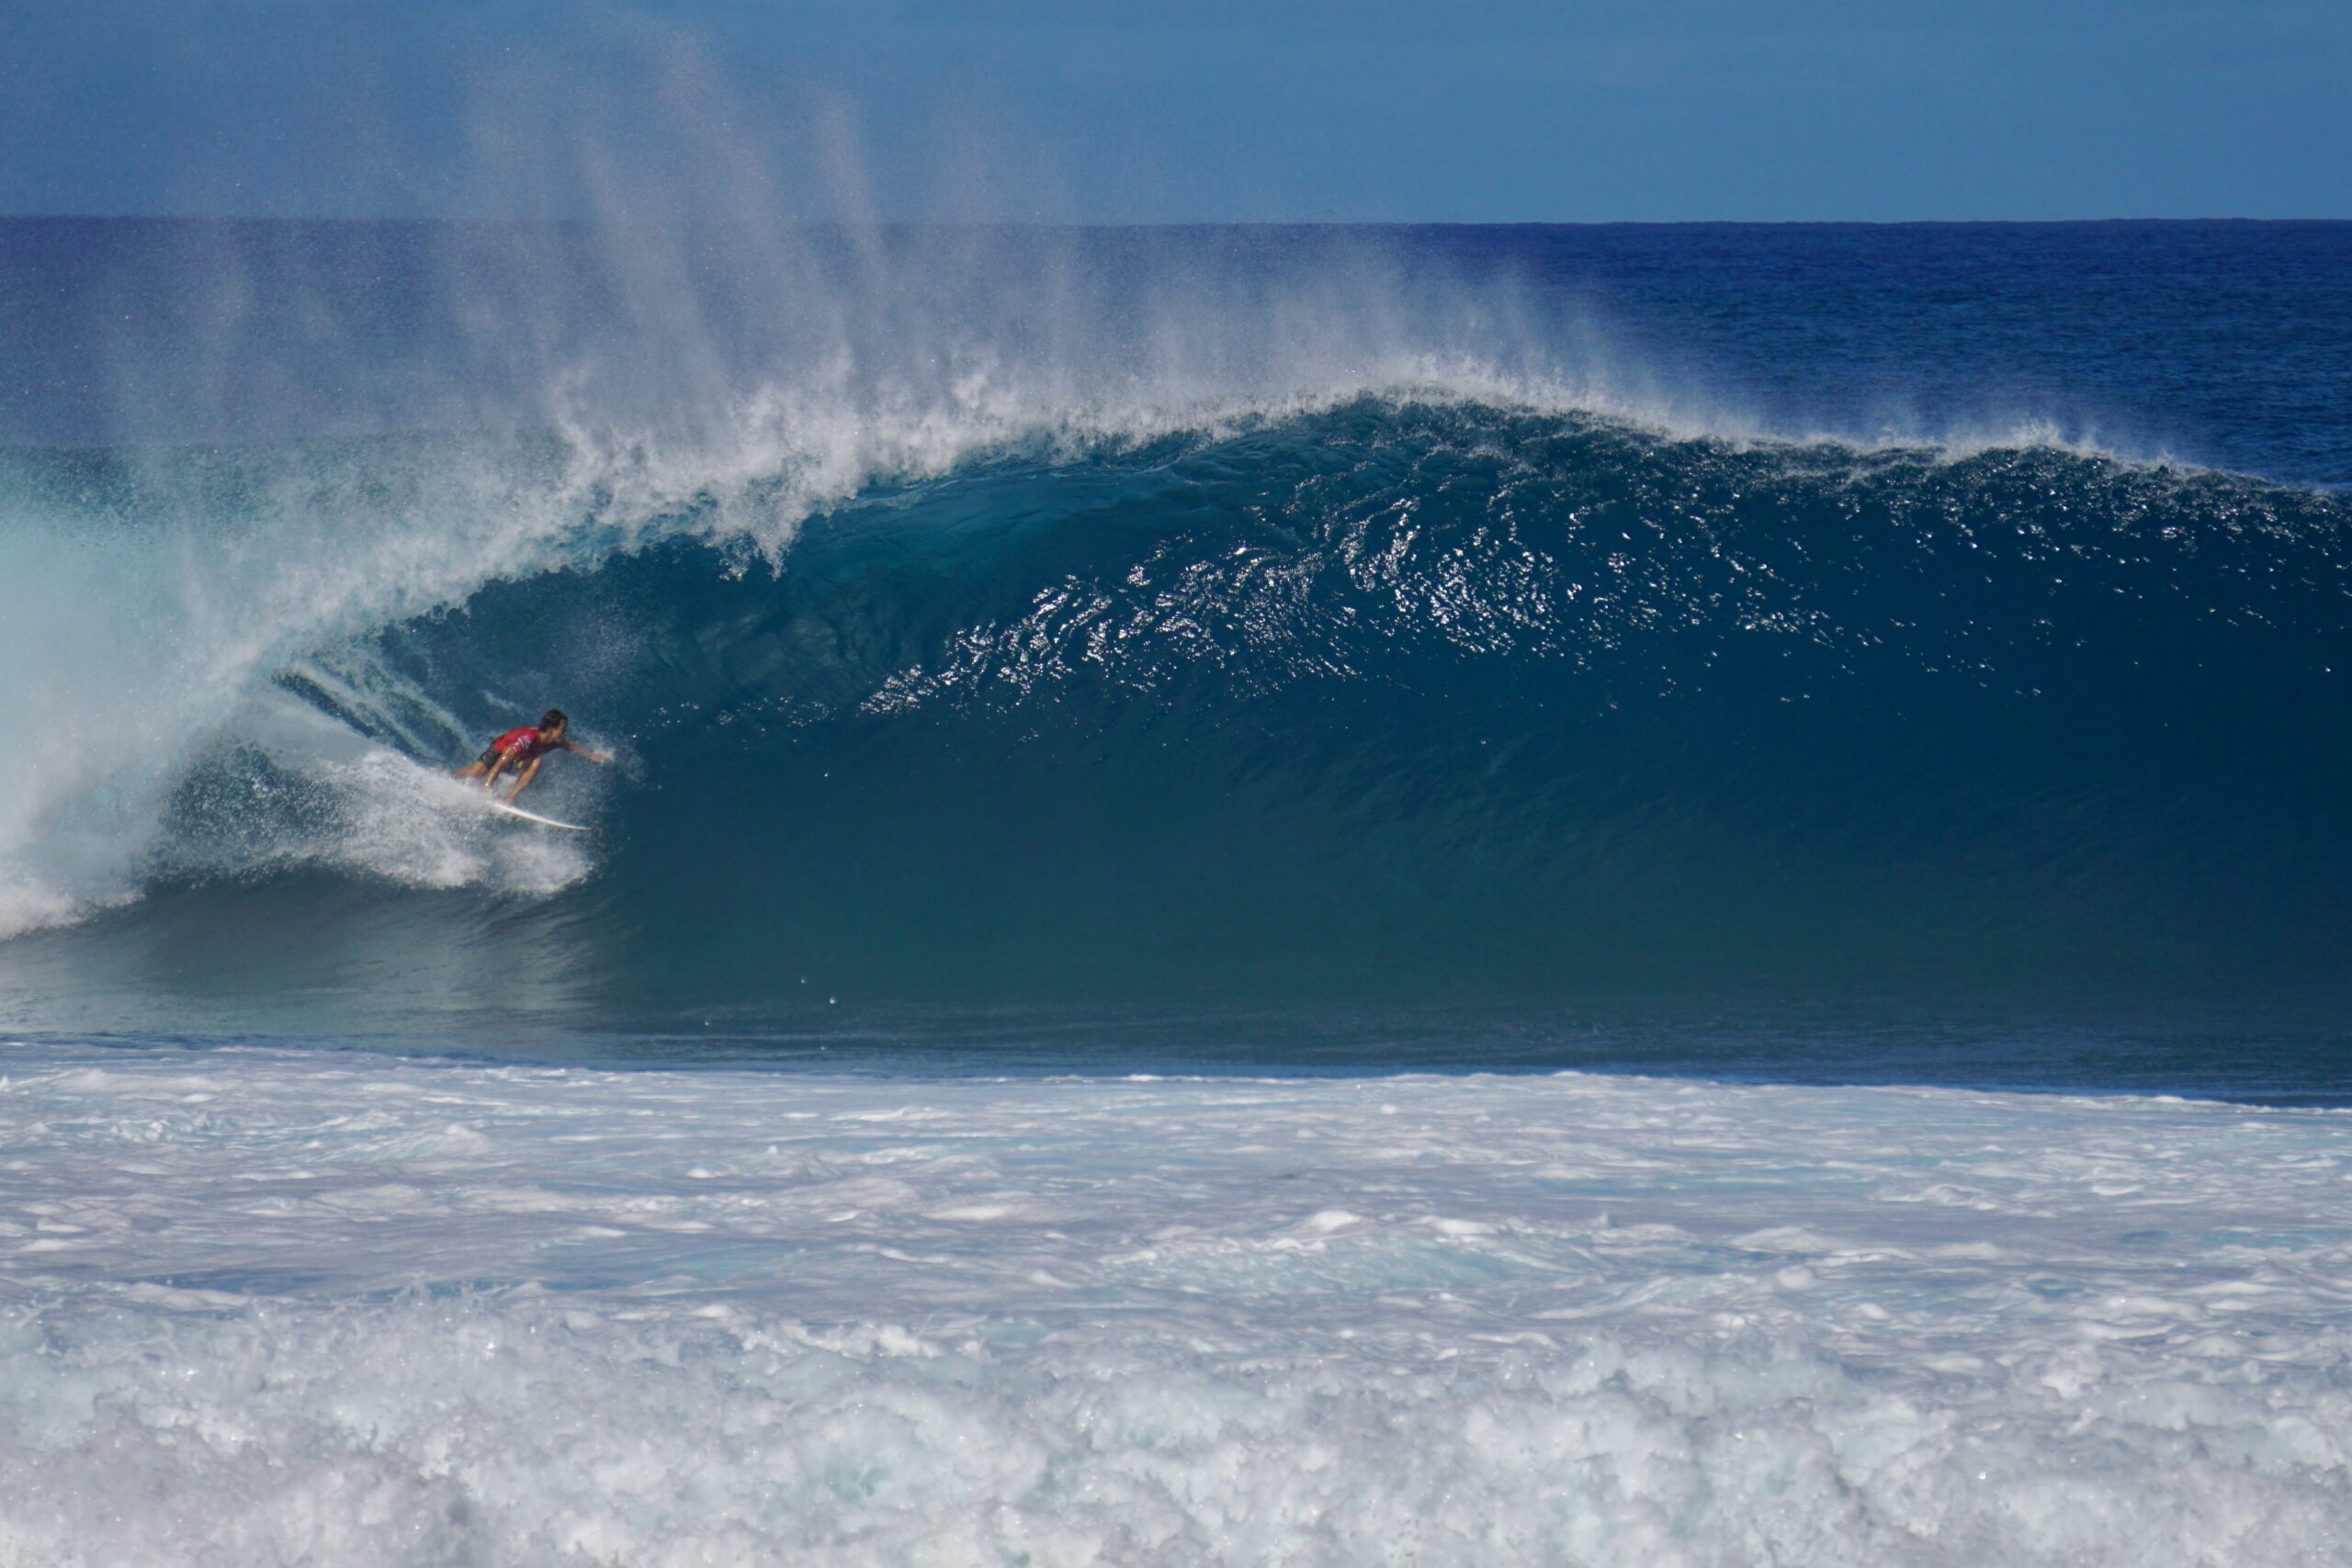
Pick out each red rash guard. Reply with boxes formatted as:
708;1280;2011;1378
494;727;551;761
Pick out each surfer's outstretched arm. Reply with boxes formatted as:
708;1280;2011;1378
564;740;613;764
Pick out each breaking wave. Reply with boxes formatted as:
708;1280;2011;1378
3;220;2347;1039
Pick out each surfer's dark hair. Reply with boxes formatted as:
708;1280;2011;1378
540;708;568;730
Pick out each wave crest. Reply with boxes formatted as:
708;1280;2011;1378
5;389;2345;1032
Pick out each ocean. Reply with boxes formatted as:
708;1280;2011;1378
2;218;2349;1562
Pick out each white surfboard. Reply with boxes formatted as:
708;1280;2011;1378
483;797;589;832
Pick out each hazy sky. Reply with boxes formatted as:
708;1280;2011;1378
4;1;2346;222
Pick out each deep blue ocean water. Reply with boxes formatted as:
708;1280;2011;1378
2;218;2347;1095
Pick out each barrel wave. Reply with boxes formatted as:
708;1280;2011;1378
3;220;2348;1059
6;400;2348;1048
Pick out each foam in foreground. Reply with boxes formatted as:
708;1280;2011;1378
3;1046;2347;1565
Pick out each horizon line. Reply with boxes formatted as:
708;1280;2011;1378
6;211;2348;231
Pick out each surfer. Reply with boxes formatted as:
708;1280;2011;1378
454;709;612;803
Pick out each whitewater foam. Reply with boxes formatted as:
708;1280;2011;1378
3;1047;2348;1564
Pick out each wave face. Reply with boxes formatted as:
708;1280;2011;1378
404;413;2352;1008
3;220;2350;1059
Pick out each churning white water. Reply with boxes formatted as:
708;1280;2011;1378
3;1044;2347;1565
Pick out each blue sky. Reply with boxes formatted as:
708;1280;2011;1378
4;1;2346;222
